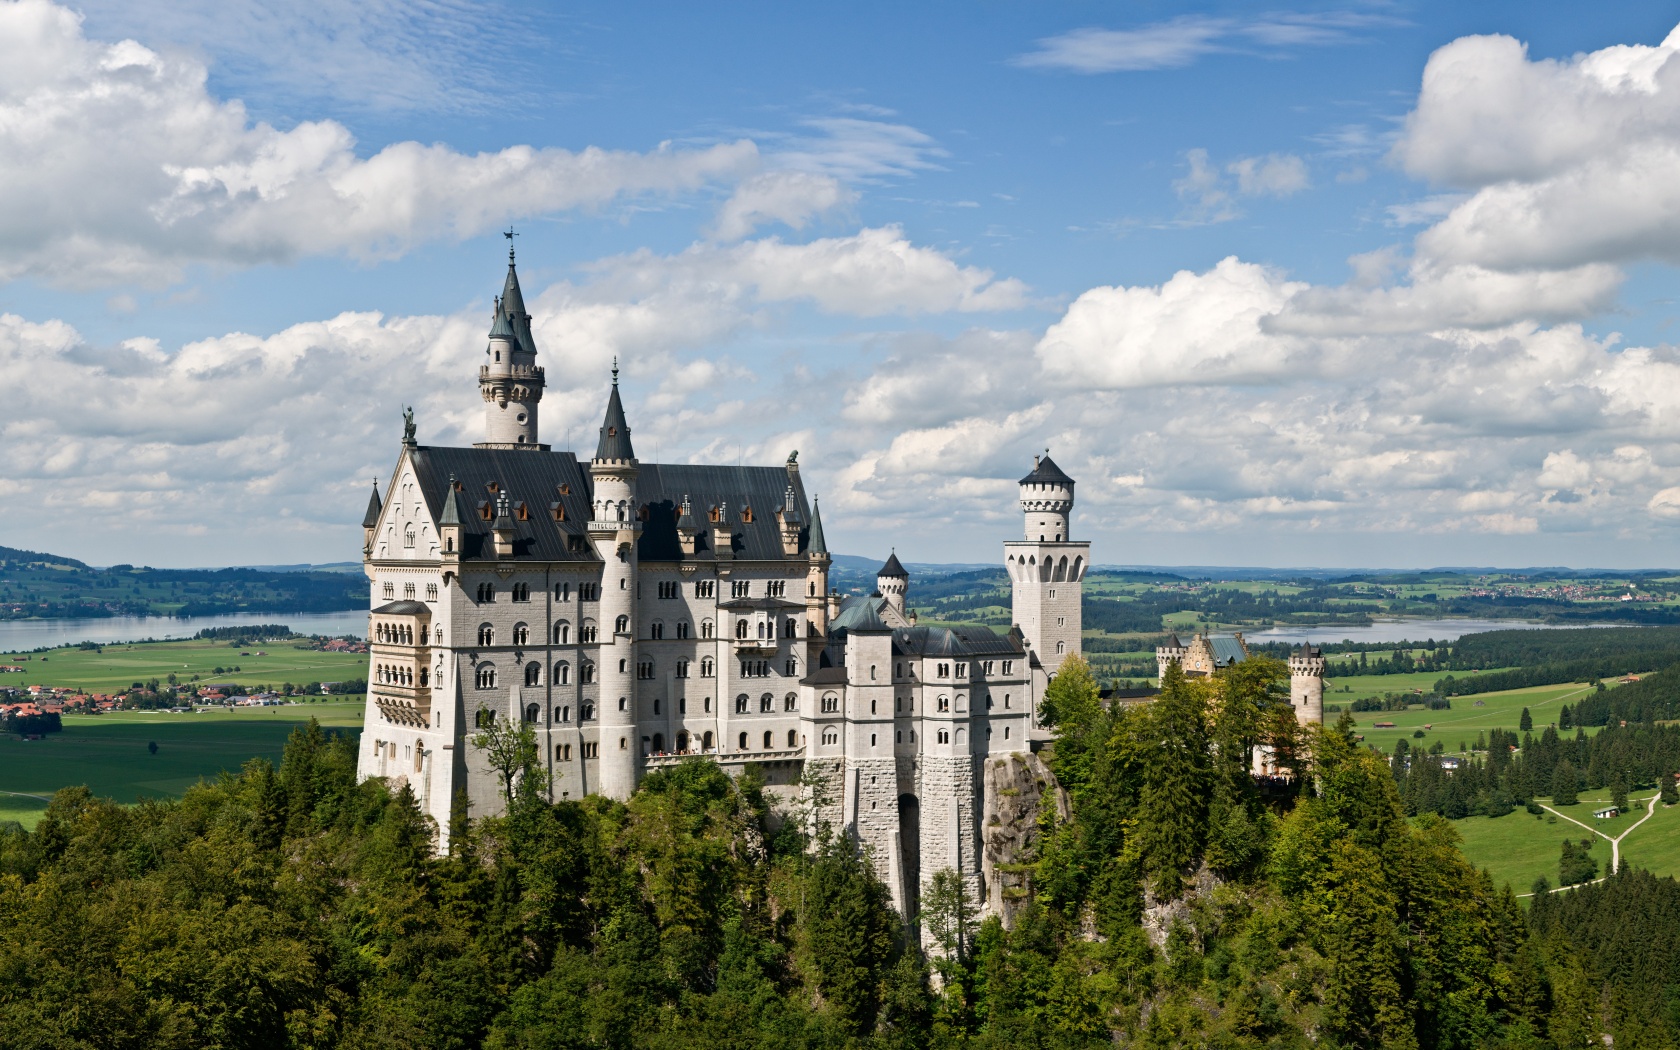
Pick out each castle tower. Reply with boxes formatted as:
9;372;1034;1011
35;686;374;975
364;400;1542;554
1155;633;1187;682
804;497;832;636
1289;642;1325;724
1003;453;1090;677
877;551;908;618
590;363;640;799
476;244;547;449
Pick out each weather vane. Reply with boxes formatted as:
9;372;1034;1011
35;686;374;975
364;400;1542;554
503;226;518;260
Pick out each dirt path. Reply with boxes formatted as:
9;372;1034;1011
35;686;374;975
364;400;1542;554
1518;792;1661;897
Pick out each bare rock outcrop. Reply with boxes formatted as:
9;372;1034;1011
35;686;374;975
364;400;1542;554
980;751;1069;926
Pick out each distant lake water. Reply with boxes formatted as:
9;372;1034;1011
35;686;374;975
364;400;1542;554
0;610;366;652
1241;618;1627;646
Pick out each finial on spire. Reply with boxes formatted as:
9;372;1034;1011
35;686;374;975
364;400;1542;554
503;226;518;261
612;356;619;386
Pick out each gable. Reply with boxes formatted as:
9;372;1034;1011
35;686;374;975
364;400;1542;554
372;452;441;561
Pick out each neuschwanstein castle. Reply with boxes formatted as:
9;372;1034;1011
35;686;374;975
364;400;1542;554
355;249;1316;922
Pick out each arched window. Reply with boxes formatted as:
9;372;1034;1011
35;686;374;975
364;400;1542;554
822;693;839;713
822;728;838;746
788;729;799;748
419;668;429;687
582;702;595;721
555;662;570;685
784;693;797;712
524;703;540;723
760;693;773;713
700;657;714;677
677;731;689;751
478;623;494;646
785;658;798;676
476;664;497;689
513;623;529;645
735;619;748;639
556;705;569;722
475;707;495;728
784;618;798;638
615;615;629;634
553;621;570;644
525;662;542;686
649;621;664;640
738;732;749;750
762;731;772;749
735;694;749;714
652;732;665;753
702;730;714;750
701;619;715;639
676;620;690;639
1056;640;1066;654
477;582;494;603
938;695;950;712
581;662;595;684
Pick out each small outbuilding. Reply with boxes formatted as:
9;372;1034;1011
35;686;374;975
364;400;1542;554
1594;806;1619;819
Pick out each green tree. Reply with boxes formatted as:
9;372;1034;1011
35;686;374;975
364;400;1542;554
1520;706;1533;732
471;714;542;805
1559;703;1574;730
1559;839;1598;886
1662;771;1678;806
1132;663;1212;897
919;867;977;979
1611;775;1628;815
1552;760;1580;805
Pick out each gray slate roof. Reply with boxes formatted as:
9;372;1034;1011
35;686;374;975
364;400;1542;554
878;552;908;578
595;381;635;461
1019;453;1075;487
402;446;816;564
807;498;828;554
362;482;383;528
1208;635;1249;666
372;600;431;615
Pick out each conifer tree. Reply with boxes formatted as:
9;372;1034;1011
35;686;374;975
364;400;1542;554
1133;662;1212;897
1520;707;1533;732
1662;771;1678;806
1559;703;1574;730
1552;760;1579;805
1612;775;1628;815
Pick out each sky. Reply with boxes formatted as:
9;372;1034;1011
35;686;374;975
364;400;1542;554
5;1;1680;569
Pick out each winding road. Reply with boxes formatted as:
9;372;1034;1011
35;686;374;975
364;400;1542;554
1517;791;1661;896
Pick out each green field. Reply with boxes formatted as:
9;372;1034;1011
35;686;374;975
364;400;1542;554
1333;675;1603;754
1453;790;1680;896
1;636;365;693
0;702;364;830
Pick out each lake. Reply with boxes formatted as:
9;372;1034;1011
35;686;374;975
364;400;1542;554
1241;618;1626;646
0;610;366;652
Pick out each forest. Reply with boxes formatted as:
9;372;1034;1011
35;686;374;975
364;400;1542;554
0;660;1676;1047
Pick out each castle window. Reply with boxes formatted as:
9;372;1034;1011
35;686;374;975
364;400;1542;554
783;617;798;638
736;694;749;714
513;582;530;602
937;695;950;712
383;583;394;599
619;697;627;712
524;703;540;723
767;580;784;597
479;502;493;521
676;659;690;679
735;619;748;639
581;622;598;643
581;662;595;684
677;621;690;640
513;623;528;645
475;707;495;728
583;741;598;758
477;624;494;646
1056;617;1064;628
557;743;572;760
982;660;994;675
555;662;570;684
895;663;903;679
760;693;773;713
582;703;594;721
1002;660;1013;675
955;663;967;678
732;580;751;598
404;583;416;600
762;730;772;749
1049;589;1056;599
580;583;599;601
556;582;571;601
1056;641;1066;654
649;621;664;640
653;699;661;716
822;728;838;746
785;692;797;712
615;615;629;634
403;528;415;549
937;663;949;678
822;694;839;713
896;730;903;744
525;663;542;687
476;665;497;689
870;733;877;747
476;582;494;603
427;584;438;601
557;705;569;723
701;619;715;639
658;581;678;599
938;729;949;744
704;697;712;713
870;665;877;681
637;661;655;680
1004;693;1011;708
553;622;570;644
788;729;799;748
696;581;715;599
738;732;749;750
701;658;715;677
1004;726;1011;739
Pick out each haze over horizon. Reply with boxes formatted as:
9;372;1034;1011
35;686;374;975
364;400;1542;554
4;1;1680;569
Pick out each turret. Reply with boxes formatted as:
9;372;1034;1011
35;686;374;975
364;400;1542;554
877;551;908;617
806;497;832;635
439;474;463;559
589;362;640;801
490;492;516;558
477;242;546;448
777;483;804;556
676;495;701;555
1155;633;1187;682
1289;642;1325;725
1019;452;1074;542
361;479;382;554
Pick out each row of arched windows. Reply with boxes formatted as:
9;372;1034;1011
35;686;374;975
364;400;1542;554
375;622;415;644
375;664;428;687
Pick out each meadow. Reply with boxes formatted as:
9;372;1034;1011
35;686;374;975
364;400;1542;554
1;638;367;830
1329;672;1603;754
1;636;366;693
1452;789;1680;898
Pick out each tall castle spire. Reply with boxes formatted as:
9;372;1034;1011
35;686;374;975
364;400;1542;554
595;358;635;461
476;234;546;449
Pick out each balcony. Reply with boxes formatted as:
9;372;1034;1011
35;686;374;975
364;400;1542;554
644;745;805;769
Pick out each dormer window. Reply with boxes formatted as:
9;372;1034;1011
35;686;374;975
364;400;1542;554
515;502;530;521
607;426;617;437
478;502;493;521
486;482;499;494
741;506;754;523
551;502;566;522
709;506;721;523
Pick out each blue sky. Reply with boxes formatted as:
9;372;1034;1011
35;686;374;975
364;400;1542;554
4;0;1680;569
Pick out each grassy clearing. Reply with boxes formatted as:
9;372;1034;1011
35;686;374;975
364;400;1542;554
1454;790;1678;896
1335;678;1604;755
1;637;365;694
0;701;363;830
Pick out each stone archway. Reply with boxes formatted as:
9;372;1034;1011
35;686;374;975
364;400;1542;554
898;793;921;921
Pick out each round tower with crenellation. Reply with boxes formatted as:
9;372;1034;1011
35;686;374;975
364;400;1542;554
1289;642;1325;724
590;362;640;799
477;242;546;449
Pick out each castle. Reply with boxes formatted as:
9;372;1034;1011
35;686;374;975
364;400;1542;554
355;249;1088;921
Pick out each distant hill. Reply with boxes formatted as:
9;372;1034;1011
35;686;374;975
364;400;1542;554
0;545;87;570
